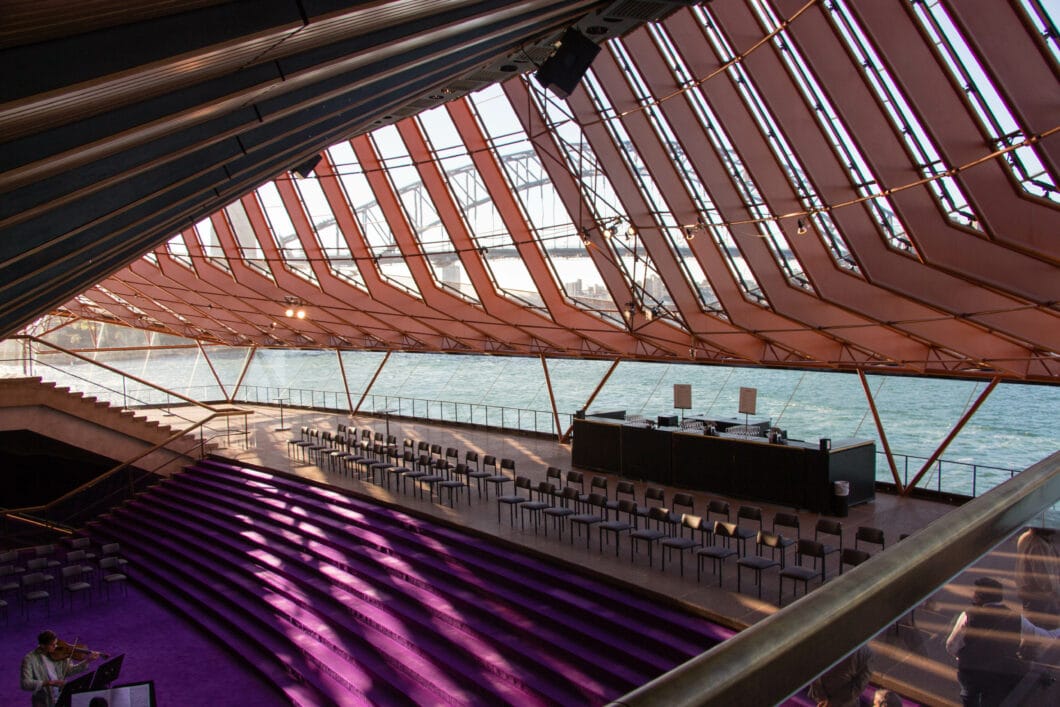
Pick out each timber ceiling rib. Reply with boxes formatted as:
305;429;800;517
1;1;1057;382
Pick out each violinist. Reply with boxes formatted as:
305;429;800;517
20;629;102;707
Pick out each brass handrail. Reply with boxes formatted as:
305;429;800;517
610;451;1060;707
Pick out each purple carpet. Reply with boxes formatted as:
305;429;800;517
0;582;285;705
3;457;827;705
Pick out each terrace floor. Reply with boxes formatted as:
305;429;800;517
156;404;1059;706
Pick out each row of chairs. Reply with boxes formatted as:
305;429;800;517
287;426;891;605
1;541;129;620
290;426;521;508
495;467;890;604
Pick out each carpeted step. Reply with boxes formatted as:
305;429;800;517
92;512;418;707
147;478;627;703
175;466;683;681
189;461;731;655
86;522;348;707
117;492;565;706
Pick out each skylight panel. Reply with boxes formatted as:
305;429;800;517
255;183;317;285
290;171;366;291
193;216;229;273
223;201;272;280
370;124;477;303
471;82;616;317
326;140;420;297
165;233;192;268
911;0;1058;203
824;0;993;237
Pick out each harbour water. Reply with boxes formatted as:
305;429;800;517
16;344;1057;501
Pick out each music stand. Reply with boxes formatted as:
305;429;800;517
56;670;95;707
89;654;124;690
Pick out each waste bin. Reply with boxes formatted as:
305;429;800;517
832;480;850;517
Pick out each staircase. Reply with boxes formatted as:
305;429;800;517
89;457;735;706
0;377;211;475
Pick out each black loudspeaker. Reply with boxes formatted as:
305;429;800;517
534;28;601;99
291;154;323;179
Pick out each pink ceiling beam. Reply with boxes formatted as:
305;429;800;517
609;25;928;370
468;86;695;359
300;156;450;348
688;3;1044;374
349;133;539;354
397;117;584;354
775;0;1058;303
943;0;1060;177
848;1;1059;260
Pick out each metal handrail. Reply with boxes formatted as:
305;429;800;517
610;451;1060;707
1;336;251;528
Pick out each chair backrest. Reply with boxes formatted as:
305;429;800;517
582;492;607;509
500;458;516;474
672;493;695;514
616;499;638;518
445;447;459;462
707;499;731;521
681;514;703;533
27;558;49;571
404;438;415;451
100;557;124;572
465;450;479;469
71;537;91;551
536;481;555;496
855;526;886;551
546;467;563;485
34;544;56;557
23;572;47;587
418;440;430;453
643;486;665;507
646;506;671;526
451;463;469;478
841;548;871;570
482;455;498;473
565;470;585;491
757;530;784;551
590;476;608;496
559;486;580;505
737;505;763;528
101;543;120;555
386;434;397;446
374;431;384;442
430;443;442;457
61;565;83;582
772;512;800;537
615;481;636;502
402;450;415;465
815;519;844;547
797;538;826;562
67;550;86;563
514;475;532;491
714;521;738;540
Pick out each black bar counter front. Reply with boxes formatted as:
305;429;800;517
571;418;875;514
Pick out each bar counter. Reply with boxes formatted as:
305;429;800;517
571;417;875;514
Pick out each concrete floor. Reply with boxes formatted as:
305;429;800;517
157;404;1057;707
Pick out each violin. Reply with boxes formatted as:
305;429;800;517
47;638;108;662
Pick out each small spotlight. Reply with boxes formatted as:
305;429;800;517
797;218;807;235
285;308;295;318
581;230;592;245
626;225;636;238
684;226;696;241
602;226;613;239
296;310;306;319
